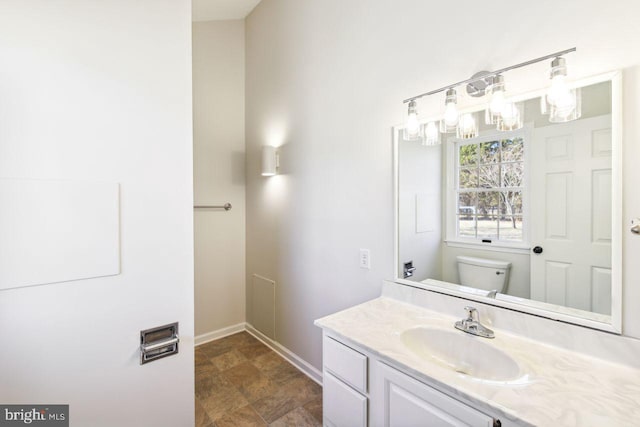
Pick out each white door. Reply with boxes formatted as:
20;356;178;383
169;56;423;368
0;2;195;426
530;115;612;314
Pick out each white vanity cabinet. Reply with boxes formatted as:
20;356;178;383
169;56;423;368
323;335;369;426
322;333;501;427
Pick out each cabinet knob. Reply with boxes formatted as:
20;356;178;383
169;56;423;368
532;246;543;254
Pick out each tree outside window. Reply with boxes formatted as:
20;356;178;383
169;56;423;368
456;137;524;242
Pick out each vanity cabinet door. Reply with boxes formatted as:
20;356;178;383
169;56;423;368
324;372;367;427
376;362;494;427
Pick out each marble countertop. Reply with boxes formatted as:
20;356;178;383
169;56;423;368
315;297;640;427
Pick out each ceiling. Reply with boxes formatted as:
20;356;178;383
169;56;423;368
192;0;262;21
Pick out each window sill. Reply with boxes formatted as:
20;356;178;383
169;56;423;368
444;239;531;254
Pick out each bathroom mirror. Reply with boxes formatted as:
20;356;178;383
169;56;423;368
394;71;622;333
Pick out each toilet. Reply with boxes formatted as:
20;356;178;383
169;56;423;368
456;256;511;294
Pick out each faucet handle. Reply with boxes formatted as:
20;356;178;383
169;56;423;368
463;306;477;321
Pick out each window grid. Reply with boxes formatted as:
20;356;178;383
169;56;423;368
455;138;525;243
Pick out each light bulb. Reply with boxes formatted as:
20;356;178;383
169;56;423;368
424;121;439;145
547;75;574;110
456;113;478;139
549;87;581;123
406;113;419;137
439;88;459;133
501;103;517;125
403;100;423;141
489;90;506;115
542;56;581;123
460;114;475;132
444;101;459;127
497;102;523;131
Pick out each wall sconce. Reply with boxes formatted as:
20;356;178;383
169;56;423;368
261;146;279;176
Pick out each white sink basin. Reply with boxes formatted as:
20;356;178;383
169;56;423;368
400;326;524;383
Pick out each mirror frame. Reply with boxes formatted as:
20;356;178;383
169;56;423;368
393;70;622;333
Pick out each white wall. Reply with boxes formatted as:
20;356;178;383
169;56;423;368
398;138;442;282
245;0;640;371
0;1;194;426
193;20;246;339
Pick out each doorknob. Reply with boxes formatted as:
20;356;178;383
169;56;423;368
632;218;640;235
532;246;543;254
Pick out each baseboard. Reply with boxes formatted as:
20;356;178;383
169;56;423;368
195;323;246;346
245;323;323;386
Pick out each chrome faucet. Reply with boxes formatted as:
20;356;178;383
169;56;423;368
454;306;495;339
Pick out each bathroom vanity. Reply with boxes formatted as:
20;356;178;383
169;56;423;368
315;282;640;426
320;330;500;426
315;66;640;426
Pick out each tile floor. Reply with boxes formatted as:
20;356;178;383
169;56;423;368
195;332;323;426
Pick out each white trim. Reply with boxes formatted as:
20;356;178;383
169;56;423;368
195;322;324;385
245;323;323;385
610;70;623;333
393;127;400;279
194;323;246;346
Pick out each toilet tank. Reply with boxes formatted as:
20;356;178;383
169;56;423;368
456;256;511;293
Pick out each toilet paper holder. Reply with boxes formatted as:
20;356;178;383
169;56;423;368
140;322;179;365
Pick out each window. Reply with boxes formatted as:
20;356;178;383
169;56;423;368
454;135;526;244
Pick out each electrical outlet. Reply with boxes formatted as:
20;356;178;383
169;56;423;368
359;249;371;269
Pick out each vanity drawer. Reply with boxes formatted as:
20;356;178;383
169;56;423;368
323;372;367;427
323;336;368;393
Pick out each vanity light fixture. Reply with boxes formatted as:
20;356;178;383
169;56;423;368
403;100;423;141
261;146;279;176
402;47;577;139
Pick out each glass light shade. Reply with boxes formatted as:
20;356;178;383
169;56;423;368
485;75;506;125
439;88;459;133
403;100;424;141
545;87;582;123
497;101;523;131
456;113;478;139
423;121;440;145
541;57;581;122
547;74;571;107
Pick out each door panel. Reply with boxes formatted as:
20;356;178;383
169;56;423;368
531;115;612;314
